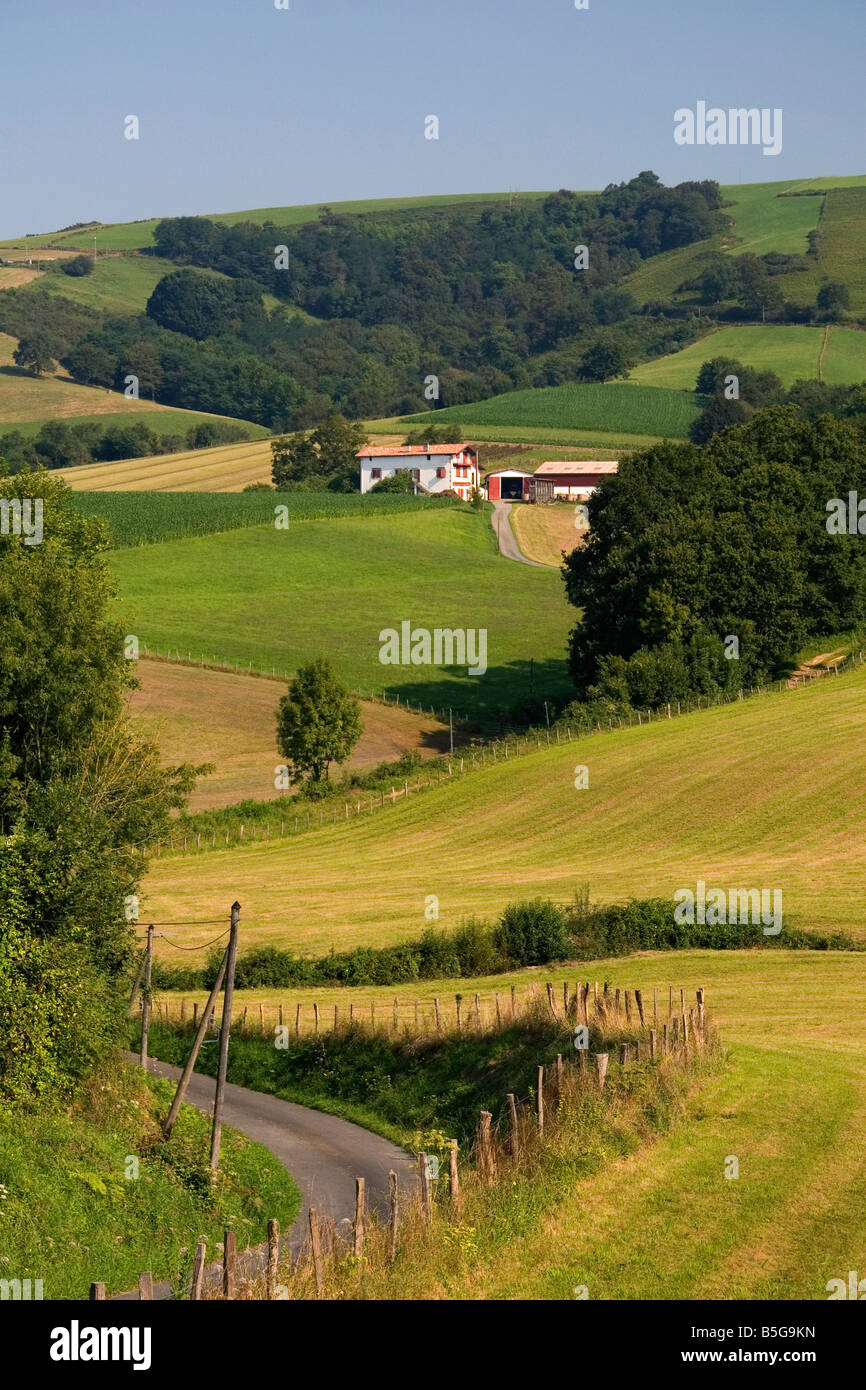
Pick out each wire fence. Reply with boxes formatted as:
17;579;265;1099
139;646;864;859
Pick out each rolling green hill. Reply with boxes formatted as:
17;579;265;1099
0;192;551;253
109;505;575;718
140;658;866;955
622;175;866;313
392;383;703;440
627;324;866;389
23;254;175;315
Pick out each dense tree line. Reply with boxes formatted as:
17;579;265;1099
0;416;252;474
0;177;723;431
564;405;866;707
679;249;854;324
689;357;866;443
0;471;197;1102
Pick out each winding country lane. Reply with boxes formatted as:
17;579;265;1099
114;1056;414;1299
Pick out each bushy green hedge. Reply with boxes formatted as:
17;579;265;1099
150;892;857;993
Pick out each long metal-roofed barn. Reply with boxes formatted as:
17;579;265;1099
485;461;618;503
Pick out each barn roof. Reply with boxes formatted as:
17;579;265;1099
484;468;533;478
534;461;619;476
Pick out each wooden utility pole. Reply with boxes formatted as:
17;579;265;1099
209;903;240;1172
139;924;154;1067
163;946;229;1138
129;949;147;1013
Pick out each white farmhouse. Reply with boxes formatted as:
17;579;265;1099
358;444;479;499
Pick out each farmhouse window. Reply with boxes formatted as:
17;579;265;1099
371;468;381;479
437;466;447;478
412;469;421;481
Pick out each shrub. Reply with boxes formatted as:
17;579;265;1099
62;255;94;277
493;899;571;966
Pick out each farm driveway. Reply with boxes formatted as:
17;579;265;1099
490;500;547;568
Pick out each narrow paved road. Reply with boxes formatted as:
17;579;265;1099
117;1056;414;1298
490;499;548;567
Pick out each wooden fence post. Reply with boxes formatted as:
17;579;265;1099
90;1282;105;1301
267;1220;279;1299
353;1178;365;1258
313;1002;319;1034
663;1022;669;1054
223;1230;237;1300
495;991;502;1026
189;1240;206;1300
434;997;441;1033
653;986;658;1024
507;1092;520;1159
624;990;632;1022
388;1171;399;1263
309;1208;324;1297
449;1140;461;1211
595;1053;609;1090
650;1028;657;1059
418;1152;432;1224
474;993;482;1030
635;989;645;1025
556;1052;564;1096
619;1042;628;1065
697;988;705;1032
546;982;558;1019
537;1065;545;1136
510;984;517;1019
455;994;463;1032
478;1111;494;1183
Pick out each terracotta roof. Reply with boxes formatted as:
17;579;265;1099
357;444;474;457
534;461;618;476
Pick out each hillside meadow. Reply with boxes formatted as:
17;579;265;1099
140;662;866;956
396;382;702;439
628;323;866;389
109;505;575;718
130;659;451;810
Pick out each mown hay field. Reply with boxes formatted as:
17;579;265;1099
130;659;451;810
60;439;276;493
140;662;866;956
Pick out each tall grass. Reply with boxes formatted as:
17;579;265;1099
150;994;722;1301
68;490;462;548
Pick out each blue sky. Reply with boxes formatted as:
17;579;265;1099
2;0;864;237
